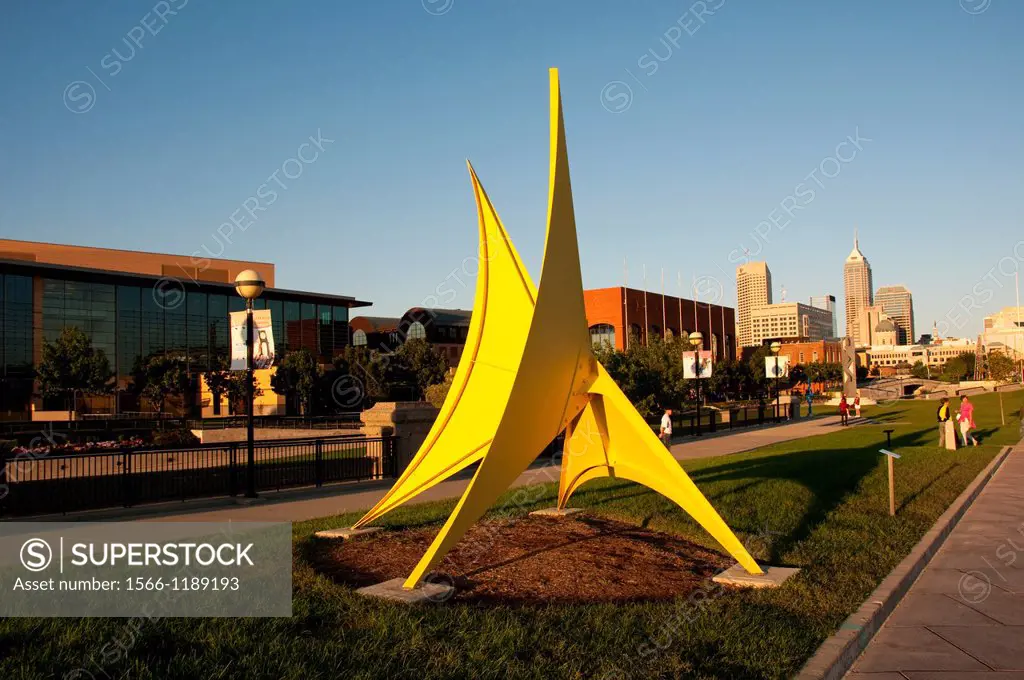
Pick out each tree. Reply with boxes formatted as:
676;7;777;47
424;371;454;409
959;351;977;380
271;348;322;415
393;338;448;398
988;352;1016;383
204;362;233;416
132;355;191;414
869;365;880;377
940;356;968;383
911;360;930;380
36;327;114;410
226;371;263;415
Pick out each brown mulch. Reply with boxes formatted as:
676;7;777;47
310;514;731;604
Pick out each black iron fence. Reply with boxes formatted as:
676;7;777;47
0;434;397;517
655;403;793;437
184;415;362;431
0;414;363;445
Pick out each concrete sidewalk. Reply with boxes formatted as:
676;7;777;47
62;414;850;525
846;446;1024;677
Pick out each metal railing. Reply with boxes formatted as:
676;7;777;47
654;403;792;437
0;434;397;517
185;415;362;431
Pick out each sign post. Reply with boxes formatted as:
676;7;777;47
880;448;900;516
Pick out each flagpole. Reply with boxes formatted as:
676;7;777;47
707;293;713;357
661;268;667;340
643;264;649;346
677;272;684;339
720;302;726;361
692;277;699;345
1017;271;1021;380
624;257;629;352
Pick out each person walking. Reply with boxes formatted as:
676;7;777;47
936;397;951;448
957;395;978;447
659;408;673;447
854;394;862;419
839;395;849;426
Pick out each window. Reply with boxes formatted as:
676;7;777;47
187;291;208;372
353;329;368;347
284;301;300;353
407;321;427;340
589;323;616;348
332;305;350;352
301;303;317;353
318;305;333;358
2;274;33;376
209;294;229;369
116;285;142;380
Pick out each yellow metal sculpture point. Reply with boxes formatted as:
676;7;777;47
359;68;761;588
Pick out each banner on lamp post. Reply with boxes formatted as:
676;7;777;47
230;309;276;371
682;350;713;379
765;356;790;379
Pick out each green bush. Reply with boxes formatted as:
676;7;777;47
150;428;200;449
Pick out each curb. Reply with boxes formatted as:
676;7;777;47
795;444;1014;680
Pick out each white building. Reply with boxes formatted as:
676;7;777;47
865;338;976;372
736;261;772;349
983;306;1024;359
749;302;834;346
809;294;838;338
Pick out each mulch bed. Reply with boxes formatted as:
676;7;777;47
311;514;732;604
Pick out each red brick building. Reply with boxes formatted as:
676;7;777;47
583;287;736;361
775;340;844;367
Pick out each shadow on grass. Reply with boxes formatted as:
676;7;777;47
684;431;926;564
897;461;962;513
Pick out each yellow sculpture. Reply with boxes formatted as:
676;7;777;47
353;69;762;589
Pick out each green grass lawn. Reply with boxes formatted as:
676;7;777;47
1;393;1020;680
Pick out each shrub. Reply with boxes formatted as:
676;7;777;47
150;428;201;449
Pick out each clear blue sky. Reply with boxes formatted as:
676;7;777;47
2;0;1022;339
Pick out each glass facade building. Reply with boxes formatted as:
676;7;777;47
0;258;369;417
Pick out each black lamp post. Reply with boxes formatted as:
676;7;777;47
690;331;704;436
234;269;265;499
770;341;782;423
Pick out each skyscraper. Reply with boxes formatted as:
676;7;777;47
875;285;915;345
809;294;838;338
736;261;772;349
844;231;873;346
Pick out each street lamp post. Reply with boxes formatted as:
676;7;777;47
770;341;782;423
690;331;704;436
234;269;265;499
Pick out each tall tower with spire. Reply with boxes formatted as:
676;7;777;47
844;229;873;346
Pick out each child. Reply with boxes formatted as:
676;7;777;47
854;394;862;418
839;395;849;426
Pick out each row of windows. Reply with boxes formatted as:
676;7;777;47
0;274;34;376
0;274;352;382
590;324;731;357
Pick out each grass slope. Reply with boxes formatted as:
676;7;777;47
1;392;1019;680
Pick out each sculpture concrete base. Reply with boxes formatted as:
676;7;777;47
529;507;583;518
356;577;455;604
712;563;800;589
315;526;382;540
